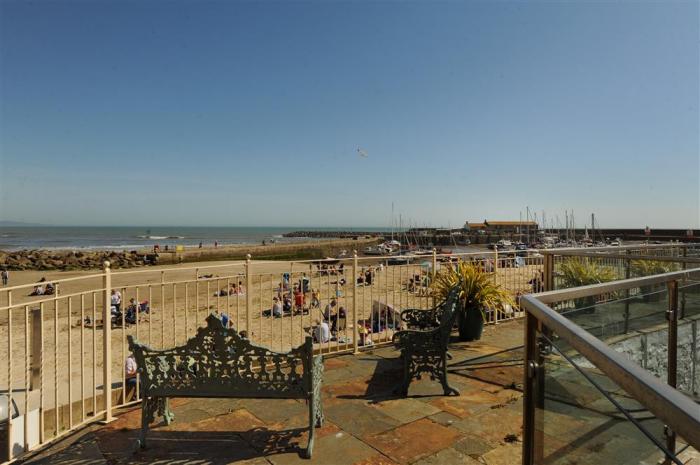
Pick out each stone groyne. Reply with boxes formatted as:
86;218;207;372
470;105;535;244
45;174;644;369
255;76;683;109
0;237;380;271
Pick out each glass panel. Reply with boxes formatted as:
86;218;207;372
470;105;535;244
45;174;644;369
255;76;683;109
556;286;668;339
680;273;700;319
533;329;679;465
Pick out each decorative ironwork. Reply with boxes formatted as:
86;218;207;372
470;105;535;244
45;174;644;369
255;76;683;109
392;289;461;396
128;313;323;458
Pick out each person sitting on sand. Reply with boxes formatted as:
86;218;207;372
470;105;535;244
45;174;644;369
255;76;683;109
323;298;337;322
312;319;330;344
331;306;346;333
357;320;372;346
365;268;373;285
237;280;245;295
29;277;47;296
272;297;283;318
294;287;305;313
282;294;293;314
124;354;138;401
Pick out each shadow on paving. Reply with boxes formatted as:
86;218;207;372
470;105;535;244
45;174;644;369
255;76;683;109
97;427;311;464
448;345;524;390
336;356;407;403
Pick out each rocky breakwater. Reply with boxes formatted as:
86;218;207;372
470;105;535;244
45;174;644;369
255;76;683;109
0;249;147;271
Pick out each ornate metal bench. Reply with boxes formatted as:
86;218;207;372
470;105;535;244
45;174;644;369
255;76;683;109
392;288;461;397
127;314;324;458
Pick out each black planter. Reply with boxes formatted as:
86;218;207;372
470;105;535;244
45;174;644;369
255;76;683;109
458;306;484;341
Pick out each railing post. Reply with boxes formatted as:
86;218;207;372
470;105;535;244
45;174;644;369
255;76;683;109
352;251;359;354
543;252;554;292
7;292;12;461
664;279;678;463
523;310;537;465
431;248;437;278
102;261;113;423
245;254;252;334
623;250;631;334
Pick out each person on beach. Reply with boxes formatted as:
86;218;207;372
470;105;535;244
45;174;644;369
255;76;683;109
111;289;122;313
237;280;245;295
272;297;283;318
357;320;372;346
529;271;544;293
283;294;293;314
1;269;8;286
293;287;307;314
313;319;330;344
124;354;138;401
323;298;337;321
332;306;347;333
310;290;320;309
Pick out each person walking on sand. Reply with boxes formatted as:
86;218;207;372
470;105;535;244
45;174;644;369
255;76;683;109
1;269;8;286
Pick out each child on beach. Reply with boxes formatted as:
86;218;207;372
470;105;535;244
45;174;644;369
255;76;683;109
357;320;372;346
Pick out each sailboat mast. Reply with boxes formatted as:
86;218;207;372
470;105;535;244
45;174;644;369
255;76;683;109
526;206;530;245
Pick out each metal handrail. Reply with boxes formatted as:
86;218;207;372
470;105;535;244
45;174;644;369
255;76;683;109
542;243;698;254
536;267;700;304
521;294;700;449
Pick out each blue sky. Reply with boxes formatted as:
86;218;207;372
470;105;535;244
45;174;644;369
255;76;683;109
0;1;698;228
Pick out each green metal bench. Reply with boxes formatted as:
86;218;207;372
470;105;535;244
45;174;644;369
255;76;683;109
392;288;461;396
127;314;324;458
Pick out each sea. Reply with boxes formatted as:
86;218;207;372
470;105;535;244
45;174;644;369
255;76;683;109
0;226;388;252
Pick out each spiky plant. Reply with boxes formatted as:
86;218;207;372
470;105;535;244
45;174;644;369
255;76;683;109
430;261;514;320
630;260;679;278
557;258;618;289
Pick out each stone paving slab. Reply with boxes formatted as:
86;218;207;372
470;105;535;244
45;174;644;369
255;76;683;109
324;401;401;437
364;418;463;464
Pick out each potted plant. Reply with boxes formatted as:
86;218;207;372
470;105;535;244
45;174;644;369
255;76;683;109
630;260;679;301
557;258;618;311
430;261;514;341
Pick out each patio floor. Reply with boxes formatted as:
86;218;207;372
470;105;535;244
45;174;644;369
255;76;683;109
24;320;525;465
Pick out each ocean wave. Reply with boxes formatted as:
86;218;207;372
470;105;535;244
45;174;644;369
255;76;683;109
135;235;176;240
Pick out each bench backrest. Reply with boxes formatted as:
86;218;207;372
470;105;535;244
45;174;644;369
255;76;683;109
128;314;315;399
437;288;461;345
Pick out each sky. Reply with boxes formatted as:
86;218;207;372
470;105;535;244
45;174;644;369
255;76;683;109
0;0;698;228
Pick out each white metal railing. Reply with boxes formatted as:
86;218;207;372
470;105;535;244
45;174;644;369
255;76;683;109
0;243;695;463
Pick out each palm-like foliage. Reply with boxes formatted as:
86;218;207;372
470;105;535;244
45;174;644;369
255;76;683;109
630;259;679;278
430;261;514;320
557;258;618;289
